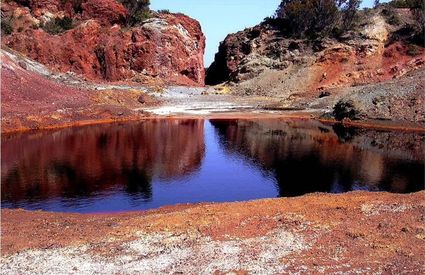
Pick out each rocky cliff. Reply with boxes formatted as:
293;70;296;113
206;7;424;96
1;0;205;86
0;48;156;132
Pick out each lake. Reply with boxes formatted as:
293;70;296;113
2;118;424;213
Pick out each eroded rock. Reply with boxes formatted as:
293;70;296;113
205;8;424;93
1;0;206;86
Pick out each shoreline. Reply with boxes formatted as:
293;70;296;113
2;191;424;273
2;112;425;135
2;113;424;273
2;189;423;216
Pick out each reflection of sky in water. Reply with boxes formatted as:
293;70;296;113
1;119;424;213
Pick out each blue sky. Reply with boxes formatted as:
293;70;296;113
151;0;381;66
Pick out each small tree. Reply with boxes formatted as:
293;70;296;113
333;99;361;120
1;10;13;35
410;0;424;39
341;0;362;30
389;0;424;41
1;19;13;35
277;0;340;37
42;17;73;35
275;0;362;38
119;0;151;26
157;9;171;14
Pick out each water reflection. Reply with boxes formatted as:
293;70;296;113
2;119;205;206
210;119;424;196
1;118;424;212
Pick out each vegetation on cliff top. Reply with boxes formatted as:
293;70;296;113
275;0;361;38
119;0;152;26
271;0;424;40
41;16;73;34
1;18;13;35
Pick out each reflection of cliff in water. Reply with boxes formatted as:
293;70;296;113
1;120;205;204
210;119;424;196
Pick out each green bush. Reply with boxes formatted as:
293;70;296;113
411;0;424;40
42;16;73;35
157;9;170;14
119;0;151;26
388;14;402;25
333;99;361;120
389;0;420;8
382;8;402;25
388;0;424;41
1;19;13;35
407;44;421;56
132;9;152;24
275;0;362;38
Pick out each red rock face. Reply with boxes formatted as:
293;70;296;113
81;0;128;25
28;0;61;14
2;1;206;86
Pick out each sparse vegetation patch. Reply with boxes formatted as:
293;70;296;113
41;16;73;35
119;0;152;26
333;99;361;120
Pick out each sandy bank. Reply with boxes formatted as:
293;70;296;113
2;191;424;273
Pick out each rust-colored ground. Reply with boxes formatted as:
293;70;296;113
2;191;424;273
1;34;424;274
1;50;160;134
2;47;424;135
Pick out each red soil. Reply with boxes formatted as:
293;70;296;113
2;191;424;273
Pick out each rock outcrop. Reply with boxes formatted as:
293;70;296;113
0;48;155;133
206;7;424;95
1;0;205;86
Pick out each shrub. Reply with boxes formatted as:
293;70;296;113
411;0;424;40
407;44;421;56
1;19;13;35
275;0;362;38
388;0;424;41
42;16;73;35
157;9;170;14
119;0;151;26
132;9;152;24
382;8;402;25
333;99;361;120
389;0;419;8
341;0;361;30
276;0;339;38
388;14;402;25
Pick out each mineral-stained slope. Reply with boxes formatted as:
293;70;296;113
1;0;206;86
206;8;424;96
0;48;155;133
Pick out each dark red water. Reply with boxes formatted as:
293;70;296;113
2;119;424;213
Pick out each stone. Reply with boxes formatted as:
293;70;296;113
81;0;128;25
2;0;206;86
